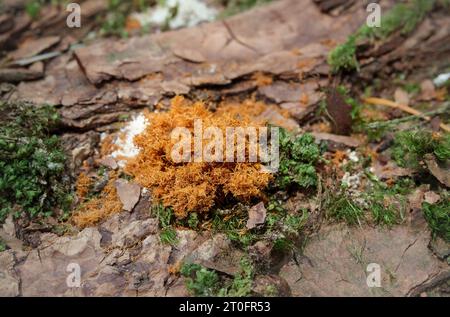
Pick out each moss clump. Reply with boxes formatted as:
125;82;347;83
180;257;255;297
211;204;256;247
210;198;308;249
218;257;254;297
0;101;71;222
325;192;364;225
328;36;359;73
124;96;272;218
151;203;179;246
423;199;450;242
326;176;413;227
276;129;320;190
392;130;450;169
180;263;220;297
220;0;273;18
365;179;413;226
0;238;6;252
71;171;122;228
328;0;436;72
101;0;130;37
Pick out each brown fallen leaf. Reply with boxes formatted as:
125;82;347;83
419;79;436;101
394;88;410;106
246;202;267;230
326;88;352;135
311;132;361;148
29;61;44;73
115;179;141;212
256;107;300;132
372;160;415;181
423;191;441;205
424;154;450;187
99;156;118;170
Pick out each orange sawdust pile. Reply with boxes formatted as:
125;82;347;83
124;96;273;218
72;172;122;228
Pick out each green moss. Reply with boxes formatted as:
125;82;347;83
265;200;308;251
366;180;412;226
392;130;450;169
25;0;42;19
0;102;72;222
101;0;129;37
325;192;364;225
180;263;220;297
151;203;179;245
423;199;450;242
276;130;320;190
219;257;254;297
181;257;255;297
0;238;6;252
328;36;358;72
220;0;273;18
101;0;150;37
326;176;413;226
329;0;436;72
211;205;256;247
187;212;199;229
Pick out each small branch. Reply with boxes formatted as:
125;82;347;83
362;97;450;133
365;107;449;130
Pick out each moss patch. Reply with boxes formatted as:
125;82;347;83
328;0;436;72
0;101;71;222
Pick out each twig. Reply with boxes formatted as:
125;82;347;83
365;107;449;129
362;97;450;132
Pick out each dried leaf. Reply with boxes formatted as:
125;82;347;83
424;191;440;205
326;88;352;135
424;154;450;187
394;88;410;106
419;79;436;101
311;132;361;148
99;156;118;170
246;202;267;229
115;179;141;212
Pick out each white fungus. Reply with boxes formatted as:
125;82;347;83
341;172;361;189
132;0;217;30
111;113;149;167
347;150;359;163
433;72;450;87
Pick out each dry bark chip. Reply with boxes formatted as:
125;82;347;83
10;36;60;60
171;47;206;63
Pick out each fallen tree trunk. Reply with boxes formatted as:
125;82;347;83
3;0;449;133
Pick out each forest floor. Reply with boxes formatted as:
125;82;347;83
0;0;449;297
